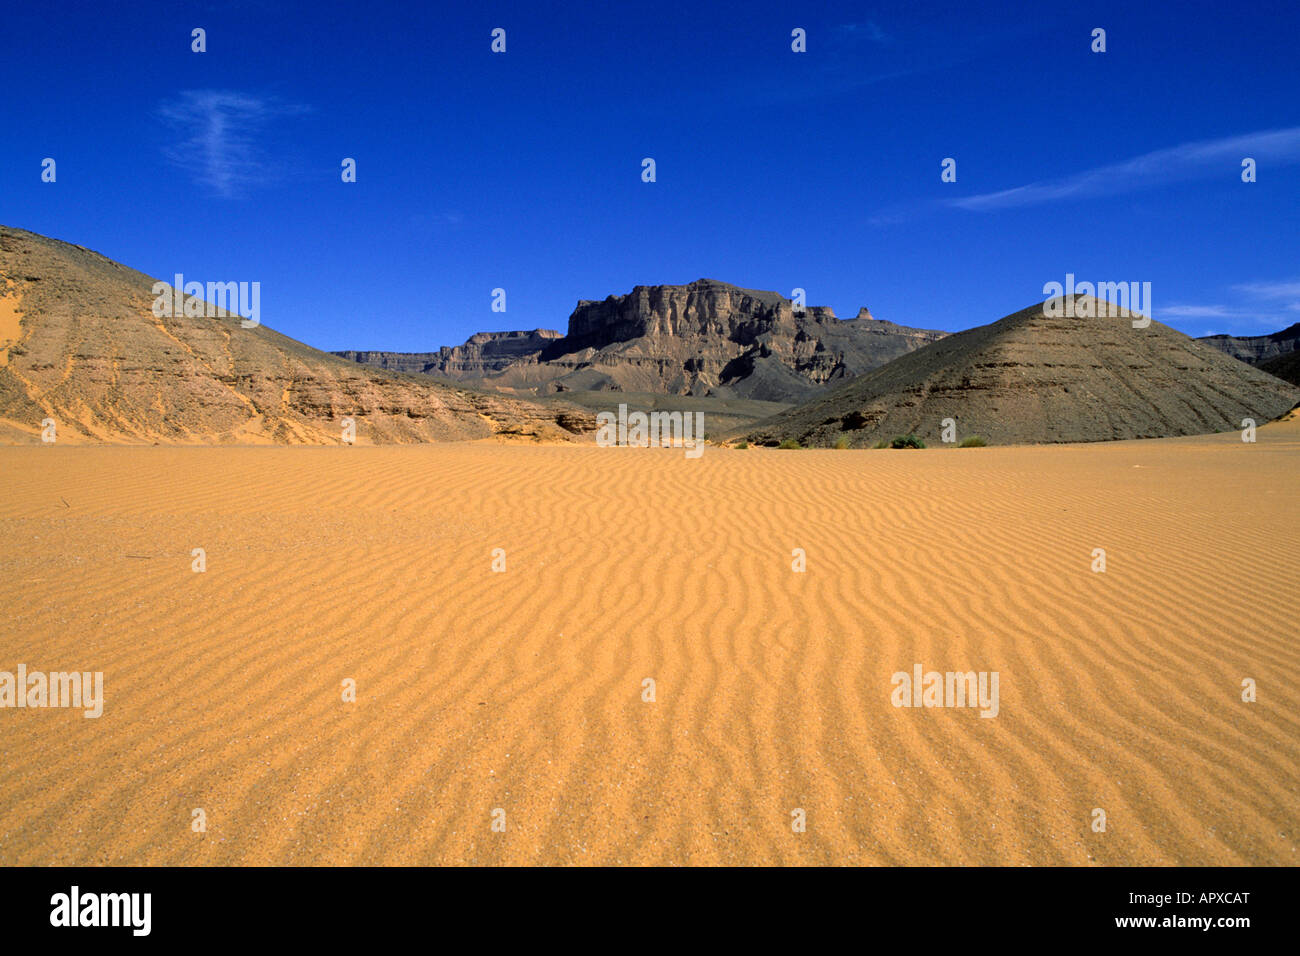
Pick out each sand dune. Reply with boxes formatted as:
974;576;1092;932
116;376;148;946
0;422;1296;865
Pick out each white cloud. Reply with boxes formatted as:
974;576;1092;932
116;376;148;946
1164;279;1300;334
950;127;1300;212
1230;279;1300;317
410;212;464;227
1162;305;1236;318
838;21;892;44
1231;280;1300;300
159;90;308;197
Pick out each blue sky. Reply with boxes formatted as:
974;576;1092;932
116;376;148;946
4;0;1299;350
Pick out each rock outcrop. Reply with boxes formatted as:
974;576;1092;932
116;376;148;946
336;329;562;378
0;226;592;444
742;296;1300;447
1258;350;1300;387
1198;322;1300;365
338;279;947;402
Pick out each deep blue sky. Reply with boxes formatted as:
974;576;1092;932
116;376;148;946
4;0;1299;350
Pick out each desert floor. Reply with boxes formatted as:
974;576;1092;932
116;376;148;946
0;423;1297;866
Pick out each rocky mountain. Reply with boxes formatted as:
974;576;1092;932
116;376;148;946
742;296;1300;447
1198;322;1300;364
336;329;563;378
337;279;948;402
1257;350;1300;387
0;226;591;444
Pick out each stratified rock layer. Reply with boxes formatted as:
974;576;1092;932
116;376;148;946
0;226;591;444
743;297;1300;447
336;329;563;378
1198;322;1300;364
338;279;948;402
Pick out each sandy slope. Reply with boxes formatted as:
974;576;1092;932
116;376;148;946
0;425;1296;866
0;282;21;368
0;226;591;445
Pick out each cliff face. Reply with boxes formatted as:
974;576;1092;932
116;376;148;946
339;279;948;402
544;280;948;400
335;329;562;378
1198;323;1300;364
560;281;790;345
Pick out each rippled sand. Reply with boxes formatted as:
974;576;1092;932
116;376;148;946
1;423;1296;865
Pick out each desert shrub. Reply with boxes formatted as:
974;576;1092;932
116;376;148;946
834;435;851;450
889;434;926;449
873;438;890;449
958;435;987;447
778;438;802;449
734;440;749;449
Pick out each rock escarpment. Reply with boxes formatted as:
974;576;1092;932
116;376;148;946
1198;322;1300;365
336;329;562;378
340;279;947;402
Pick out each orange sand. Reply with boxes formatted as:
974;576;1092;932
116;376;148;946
0;423;1297;865
0;284;23;367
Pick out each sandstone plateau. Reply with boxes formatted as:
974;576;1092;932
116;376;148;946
1198;321;1300;365
337;279;948;402
336;329;563;379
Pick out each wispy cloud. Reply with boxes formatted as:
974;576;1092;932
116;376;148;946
949;127;1300;212
1231;280;1300;300
1165;278;1300;334
1162;305;1236;318
837;21;892;45
158;90;309;197
409;212;465;229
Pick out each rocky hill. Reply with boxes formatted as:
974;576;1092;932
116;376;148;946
1258;349;1300;387
1198;322;1300;364
337;279;947;402
742;296;1300;447
0;226;591;444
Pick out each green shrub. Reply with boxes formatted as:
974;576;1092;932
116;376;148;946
873;438;890;449
833;435;852;450
958;435;987;447
734;440;749;449
889;434;926;449
778;438;802;449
